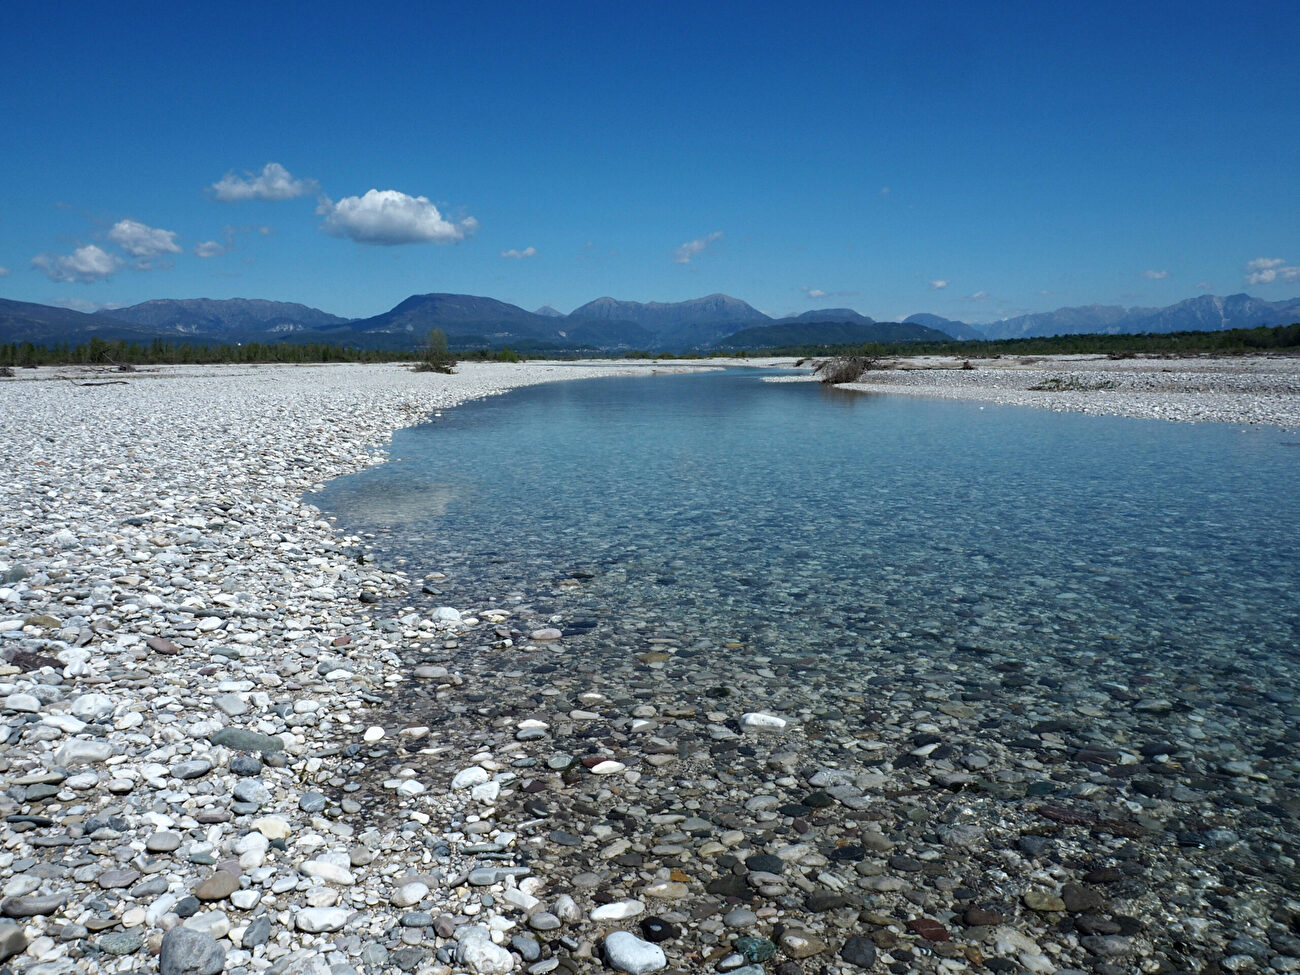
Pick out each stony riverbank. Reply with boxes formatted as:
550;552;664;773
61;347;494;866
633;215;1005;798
771;354;1300;428
2;360;1297;975
0;361;654;975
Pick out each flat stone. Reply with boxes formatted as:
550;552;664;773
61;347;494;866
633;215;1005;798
4;693;40;713
604;930;667;974
54;739;115;765
1;893;68;917
70;693;115;721
1024;891;1067;912
1061;883;1105;913
296;907;350;933
144;636;180;655
99;931;143;955
171;759;213;780
740;712;787;731
841;936;877;968
451;766;490;789
779;929;827;959
97;868;140;890
213;693;249;716
591;899;644;921
907;917;950;941
0;921;27;962
147;832;182;853
243;916;272;947
640;916;681;943
159;926;226;975
195;872;240;901
209;728;284;754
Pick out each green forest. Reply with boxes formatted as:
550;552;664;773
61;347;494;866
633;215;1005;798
1;322;1297;369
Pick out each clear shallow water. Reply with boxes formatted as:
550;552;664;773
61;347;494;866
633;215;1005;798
317;368;1300;963
320;368;1300;684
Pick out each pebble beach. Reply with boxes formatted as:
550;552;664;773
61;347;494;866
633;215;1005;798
1;358;1298;975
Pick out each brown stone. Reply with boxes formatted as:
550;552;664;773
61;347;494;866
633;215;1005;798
195;871;240;901
144;636;180;655
964;907;1003;926
907;917;950;942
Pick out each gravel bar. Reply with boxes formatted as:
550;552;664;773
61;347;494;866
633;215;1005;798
771;354;1300;428
0;361;661;975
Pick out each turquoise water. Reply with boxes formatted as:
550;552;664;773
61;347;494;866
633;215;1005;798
319;368;1300;686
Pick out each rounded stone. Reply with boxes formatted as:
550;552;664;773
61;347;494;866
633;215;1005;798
604;930;667;974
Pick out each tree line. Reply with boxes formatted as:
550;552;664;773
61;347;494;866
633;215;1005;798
2;322;1297;369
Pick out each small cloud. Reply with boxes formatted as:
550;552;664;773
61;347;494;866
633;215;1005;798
803;287;828;299
50;296;115;313
501;246;537;259
108;218;182;257
318;189;478;245
880;187;890;196
0;265;9;277
193;225;272;258
968;290;988;300
1196;281;1213;291
930;279;948;290
211;162;318;202
674;231;723;264
1245;257;1300;285
31;244;122;283
1142;269;1169;280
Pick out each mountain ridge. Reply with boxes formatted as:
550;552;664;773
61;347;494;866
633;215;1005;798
3;291;1299;353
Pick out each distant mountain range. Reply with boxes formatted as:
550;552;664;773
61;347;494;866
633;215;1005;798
908;293;1300;342
1;290;1298;354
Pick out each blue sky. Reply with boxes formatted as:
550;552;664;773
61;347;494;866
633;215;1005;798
1;1;1297;322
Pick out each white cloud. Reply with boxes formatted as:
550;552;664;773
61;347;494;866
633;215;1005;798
930;279;948;290
803;287;828;299
674;231;723;264
1142;269;1169;280
50;297;116;313
108;218;181;257
31;244;122;283
318;189;478;245
0;265;9;277
211;162;318;202
1197;281;1213;291
195;240;225;258
1248;257;1285;271
501;246;537;259
968;290;988;300
1245;257;1300;284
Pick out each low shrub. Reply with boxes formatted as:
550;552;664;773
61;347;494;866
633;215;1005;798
815;355;877;385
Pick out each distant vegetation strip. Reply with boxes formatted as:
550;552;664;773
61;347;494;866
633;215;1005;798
0;335;526;367
1;322;1296;368
728;322;1300;359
